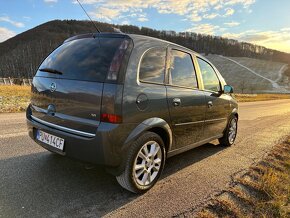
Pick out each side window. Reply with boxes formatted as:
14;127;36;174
139;47;166;84
197;58;221;92
170;50;198;88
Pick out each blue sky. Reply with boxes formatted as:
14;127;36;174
0;0;290;53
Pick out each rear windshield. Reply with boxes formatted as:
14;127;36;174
36;37;126;82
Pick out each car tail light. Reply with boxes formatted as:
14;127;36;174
101;113;122;124
107;39;130;80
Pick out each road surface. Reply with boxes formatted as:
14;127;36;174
1;99;290;217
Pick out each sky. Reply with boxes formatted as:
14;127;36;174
0;0;290;53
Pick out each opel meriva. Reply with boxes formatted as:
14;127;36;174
27;33;238;193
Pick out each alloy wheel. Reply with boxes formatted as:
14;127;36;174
133;141;162;186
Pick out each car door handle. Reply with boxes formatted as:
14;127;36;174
173;98;181;106
208;101;213;108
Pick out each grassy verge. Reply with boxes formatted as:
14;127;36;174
196;138;290;218
234;93;290;102
0;85;31;112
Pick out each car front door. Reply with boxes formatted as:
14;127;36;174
196;57;230;140
166;48;206;150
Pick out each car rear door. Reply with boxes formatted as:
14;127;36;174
29;36;131;136
196;57;230;140
166;48;206;150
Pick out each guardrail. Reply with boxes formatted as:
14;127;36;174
0;78;32;86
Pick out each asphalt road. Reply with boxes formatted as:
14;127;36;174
1;99;290;218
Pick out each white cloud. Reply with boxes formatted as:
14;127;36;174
121;20;130;25
76;0;255;23
89;7;122;22
44;0;58;3
186;23;222;35
138;17;148;22
0;16;24;28
224;21;240;27
203;13;219;19
0;27;15;42
222;28;290;52
224;8;235;16
224;0;255;8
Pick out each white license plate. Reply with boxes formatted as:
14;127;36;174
36;130;64;151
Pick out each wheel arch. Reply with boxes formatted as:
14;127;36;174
123;117;173;154
231;107;239;120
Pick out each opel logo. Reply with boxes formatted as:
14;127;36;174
50;82;56;92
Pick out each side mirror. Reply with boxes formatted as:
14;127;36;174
224;85;233;94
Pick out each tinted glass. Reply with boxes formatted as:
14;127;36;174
170;50;198;88
197;58;220;92
37;37;125;82
139;47;166;83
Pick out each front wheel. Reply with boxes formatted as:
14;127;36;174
116;132;166;193
219;116;238;146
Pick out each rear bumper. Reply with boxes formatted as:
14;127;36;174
26;112;126;167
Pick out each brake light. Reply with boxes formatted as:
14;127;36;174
107;39;130;80
101;113;122;123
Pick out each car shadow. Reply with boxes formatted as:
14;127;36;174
0;141;226;217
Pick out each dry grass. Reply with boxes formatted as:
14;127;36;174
194;138;290;218
0;85;31;112
234;93;290;102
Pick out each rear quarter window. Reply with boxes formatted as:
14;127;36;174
36;37;126;82
139;47;166;84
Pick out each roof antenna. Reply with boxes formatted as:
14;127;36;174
76;0;100;33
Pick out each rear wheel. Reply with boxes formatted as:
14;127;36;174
219;116;238;146
116;132;165;193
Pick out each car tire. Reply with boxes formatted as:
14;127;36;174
116;131;166;193
219;115;238;147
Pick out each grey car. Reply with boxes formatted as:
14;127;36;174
26;33;238;193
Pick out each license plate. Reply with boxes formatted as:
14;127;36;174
36;130;64;151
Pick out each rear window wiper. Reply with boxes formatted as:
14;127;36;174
39;68;63;75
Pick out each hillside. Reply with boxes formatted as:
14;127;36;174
0;19;289;93
206;55;290;93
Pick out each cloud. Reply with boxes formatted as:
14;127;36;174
0;27;15;42
0;16;25;28
121;20;130;25
225;0;255;8
76;0;255;23
203;13;219;19
89;7;122;22
44;0;58;3
224;8;235;16
224;21;240;27
186;23;223;35
138;17;148;22
222;28;290;53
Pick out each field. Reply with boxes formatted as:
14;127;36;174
0;85;31;112
206;54;290;93
234;93;290;102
